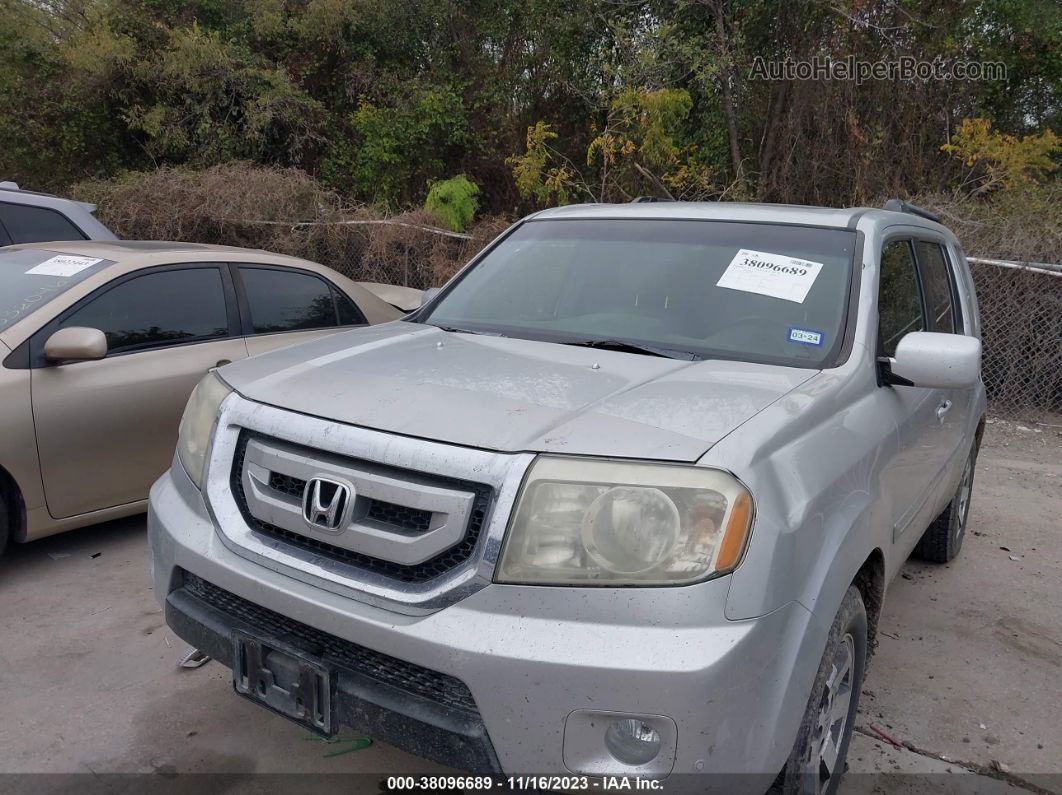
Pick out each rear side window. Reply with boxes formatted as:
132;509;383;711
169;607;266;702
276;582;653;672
0;203;87;244
61;267;229;353
915;241;958;333
239;267;351;333
878;240;925;357
336;290;366;326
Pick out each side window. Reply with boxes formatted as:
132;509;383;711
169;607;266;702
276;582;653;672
878;240;925;357
61;268;229;354
335;289;367;326
0;203;87;243
239;267;340;333
915;241;958;333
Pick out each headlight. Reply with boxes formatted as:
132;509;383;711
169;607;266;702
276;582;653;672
496;457;753;586
176;371;232;489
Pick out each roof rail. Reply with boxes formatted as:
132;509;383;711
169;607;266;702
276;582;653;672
882;198;941;224
630;196;673;203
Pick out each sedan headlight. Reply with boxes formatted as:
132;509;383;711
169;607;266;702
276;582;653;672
176;371;232;489
496;457;753;586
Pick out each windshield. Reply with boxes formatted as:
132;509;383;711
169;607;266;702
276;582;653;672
0;248;112;334
421;219;856;368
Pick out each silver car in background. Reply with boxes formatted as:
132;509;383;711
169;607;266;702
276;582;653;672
149;200;985;794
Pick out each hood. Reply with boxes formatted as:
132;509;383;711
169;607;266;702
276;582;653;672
220;322;816;462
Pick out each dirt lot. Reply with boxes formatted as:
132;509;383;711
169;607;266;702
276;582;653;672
0;418;1059;794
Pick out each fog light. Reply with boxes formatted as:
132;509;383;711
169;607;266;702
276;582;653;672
604;719;662;766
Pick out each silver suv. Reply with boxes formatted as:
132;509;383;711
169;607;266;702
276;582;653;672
149;200;985;794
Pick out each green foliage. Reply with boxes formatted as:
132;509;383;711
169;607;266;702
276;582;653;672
508;122;577;204
425;176;480;232
0;0;1058;209
324;86;471;207
942;118;1061;192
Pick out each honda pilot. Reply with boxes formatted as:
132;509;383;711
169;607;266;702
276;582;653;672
148;200;985;794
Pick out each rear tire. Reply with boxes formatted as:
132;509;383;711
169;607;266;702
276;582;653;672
913;444;977;564
779;586;867;795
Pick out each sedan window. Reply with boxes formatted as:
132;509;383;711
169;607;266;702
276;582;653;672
61;267;229;353
239;267;353;333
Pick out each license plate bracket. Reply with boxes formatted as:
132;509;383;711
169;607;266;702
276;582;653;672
232;630;335;736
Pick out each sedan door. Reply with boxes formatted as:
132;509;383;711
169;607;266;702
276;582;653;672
31;264;247;519
233;264;368;356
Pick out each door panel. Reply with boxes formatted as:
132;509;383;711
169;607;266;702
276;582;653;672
32;338;247;518
30;265;246;519
915;240;973;489
244;328;344;357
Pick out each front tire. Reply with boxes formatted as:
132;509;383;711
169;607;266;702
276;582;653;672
913;444;977;564
780;586;867;795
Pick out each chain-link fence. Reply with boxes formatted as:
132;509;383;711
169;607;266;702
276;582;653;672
969;259;1062;413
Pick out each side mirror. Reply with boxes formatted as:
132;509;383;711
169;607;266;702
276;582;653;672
420;287;441;307
43;327;108;363
884;332;981;389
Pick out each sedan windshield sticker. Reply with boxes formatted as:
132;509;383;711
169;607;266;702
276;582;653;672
788;327;824;346
26;255;103;277
716;249;824;303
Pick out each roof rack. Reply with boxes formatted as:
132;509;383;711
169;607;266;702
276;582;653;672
630;196;673;203
882;198;941;224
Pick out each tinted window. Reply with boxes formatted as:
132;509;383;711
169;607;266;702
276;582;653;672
915;241;957;333
878;240;925;356
335;289;366;326
61;268;229;353
0;203;86;244
241;267;338;333
423;220;856;368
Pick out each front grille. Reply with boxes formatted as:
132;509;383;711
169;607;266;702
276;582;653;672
268;472;304;499
267;471;433;534
366;499;432;532
183;573;479;716
231;432;492;584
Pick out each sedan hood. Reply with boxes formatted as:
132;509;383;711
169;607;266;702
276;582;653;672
220;323;815;462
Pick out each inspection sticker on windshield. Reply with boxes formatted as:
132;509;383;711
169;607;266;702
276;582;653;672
25;255;103;278
716;249;824;303
788;327;823;346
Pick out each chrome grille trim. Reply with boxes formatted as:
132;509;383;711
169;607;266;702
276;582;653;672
231;431;493;580
203;393;535;615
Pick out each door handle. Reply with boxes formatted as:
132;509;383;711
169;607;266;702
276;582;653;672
936;399;952;421
213;359;232;369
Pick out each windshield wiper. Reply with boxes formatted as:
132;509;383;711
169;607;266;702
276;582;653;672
431;324;506;337
556;338;700;360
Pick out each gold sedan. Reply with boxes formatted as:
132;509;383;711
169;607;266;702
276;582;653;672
0;240;402;554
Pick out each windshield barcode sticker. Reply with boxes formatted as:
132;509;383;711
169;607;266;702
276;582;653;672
788;327;824;346
26;255;102;278
716;249;824;303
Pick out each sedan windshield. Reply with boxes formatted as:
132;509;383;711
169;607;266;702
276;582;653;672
0;248;111;334
421;219;856;368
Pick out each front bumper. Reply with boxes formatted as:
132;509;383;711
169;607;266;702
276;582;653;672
149;463;826;785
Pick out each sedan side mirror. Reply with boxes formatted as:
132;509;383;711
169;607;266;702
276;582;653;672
420;287;442;307
43;327;108;363
884;331;981;389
